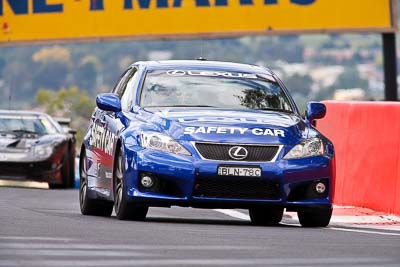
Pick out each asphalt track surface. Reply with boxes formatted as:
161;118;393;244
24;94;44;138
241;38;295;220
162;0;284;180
0;187;399;267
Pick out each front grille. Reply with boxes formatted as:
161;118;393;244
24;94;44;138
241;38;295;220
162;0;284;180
193;177;281;200
195;143;279;161
0;162;53;180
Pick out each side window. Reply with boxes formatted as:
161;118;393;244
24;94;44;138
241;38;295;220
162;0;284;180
112;68;131;96
120;68;139;111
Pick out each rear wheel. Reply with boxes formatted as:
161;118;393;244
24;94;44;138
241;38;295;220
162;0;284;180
249;206;284;226
298;209;332;227
114;148;148;221
79;149;113;216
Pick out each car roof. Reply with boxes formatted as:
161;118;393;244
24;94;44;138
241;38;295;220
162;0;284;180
0;110;49;117
133;60;274;75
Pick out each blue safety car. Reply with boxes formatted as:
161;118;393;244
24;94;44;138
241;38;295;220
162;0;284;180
79;60;335;227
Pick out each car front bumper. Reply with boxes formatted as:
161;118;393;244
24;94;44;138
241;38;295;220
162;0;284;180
0;156;64;184
123;148;334;211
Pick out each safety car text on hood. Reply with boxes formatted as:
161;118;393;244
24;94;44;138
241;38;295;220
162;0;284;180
183;127;285;137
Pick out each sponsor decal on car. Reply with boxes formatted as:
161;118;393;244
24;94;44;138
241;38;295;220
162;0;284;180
89;124;116;156
177;117;285;124
166;70;260;79
164;70;277;82
183;126;285;137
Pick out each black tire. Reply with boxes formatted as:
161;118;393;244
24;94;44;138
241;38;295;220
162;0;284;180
68;145;76;188
61;153;70;188
114;148;148;221
249;206;284;226
79;149;113;216
50;152;71;189
298;208;333;227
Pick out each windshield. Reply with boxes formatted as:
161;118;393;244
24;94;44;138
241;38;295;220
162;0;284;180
140;70;293;112
0;115;59;135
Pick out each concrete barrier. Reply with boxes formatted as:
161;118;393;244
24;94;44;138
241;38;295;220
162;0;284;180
317;101;400;215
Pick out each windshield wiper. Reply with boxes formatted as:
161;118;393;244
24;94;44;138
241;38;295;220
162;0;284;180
12;129;38;134
254;108;293;113
0;131;13;136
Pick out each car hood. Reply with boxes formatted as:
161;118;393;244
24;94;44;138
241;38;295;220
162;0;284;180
137;108;308;145
0;133;66;153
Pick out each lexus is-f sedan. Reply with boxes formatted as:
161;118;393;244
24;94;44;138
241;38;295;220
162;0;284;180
79;60;335;227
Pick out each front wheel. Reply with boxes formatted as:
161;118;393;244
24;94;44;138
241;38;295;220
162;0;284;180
114;148;148;221
50;152;71;189
298;209;333;227
68;146;76;188
249;206;284;226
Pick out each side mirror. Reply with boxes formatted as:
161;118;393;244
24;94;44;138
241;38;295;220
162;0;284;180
68;128;77;135
96;93;122;112
305;102;326;125
62;127;77;135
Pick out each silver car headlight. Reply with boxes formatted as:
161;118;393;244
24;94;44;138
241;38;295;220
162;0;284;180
141;132;191;156
283;138;324;160
34;145;54;158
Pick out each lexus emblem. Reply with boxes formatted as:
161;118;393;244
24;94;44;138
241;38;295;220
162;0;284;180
228;146;248;160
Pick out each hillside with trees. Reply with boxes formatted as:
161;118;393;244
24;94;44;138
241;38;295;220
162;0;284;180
0;1;398;144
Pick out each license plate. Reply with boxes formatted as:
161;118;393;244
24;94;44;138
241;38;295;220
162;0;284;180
217;166;261;177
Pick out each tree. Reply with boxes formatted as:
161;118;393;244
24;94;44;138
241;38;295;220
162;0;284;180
332;67;368;89
36;87;95;144
32;46;72;91
284;74;313;96
32;45;71;65
1;62;34;106
257;36;304;63
75;55;101;93
33;62;70;90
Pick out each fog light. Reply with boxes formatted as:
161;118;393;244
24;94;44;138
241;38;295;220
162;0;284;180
141;176;154;188
315;182;326;194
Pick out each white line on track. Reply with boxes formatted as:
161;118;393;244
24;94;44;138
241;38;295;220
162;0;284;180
289;212;400;224
0;236;76;241
0;243;260;250
327;227;400;236
213;209;250;220
213;209;400;236
0;249;150;257
0;258;395;267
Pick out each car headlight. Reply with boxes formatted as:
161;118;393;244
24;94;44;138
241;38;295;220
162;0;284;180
34;145;54;158
140;132;191;156
283;138;324;159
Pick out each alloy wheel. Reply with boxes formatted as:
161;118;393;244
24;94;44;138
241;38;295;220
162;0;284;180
79;154;88;209
114;151;124;214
